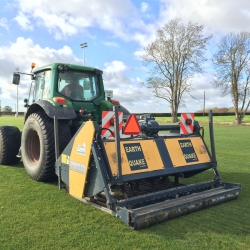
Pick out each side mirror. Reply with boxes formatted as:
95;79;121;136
12;73;20;85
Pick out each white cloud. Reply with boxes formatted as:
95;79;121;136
180;73;233;112
141;2;149;13
14;12;33;30
102;61;131;91
13;0;156;45
101;60;172;113
102;41;119;47
101;60;233;113
159;0;250;35
0;37;79;69
14;0;138;40
0;37;80;110
134;49;145;60
0;18;9;30
103;60;128;73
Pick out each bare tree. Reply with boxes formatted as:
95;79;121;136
141;18;211;122
213;31;250;125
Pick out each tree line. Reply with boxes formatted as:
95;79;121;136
196;107;250;113
0;106;13;112
140;18;250;125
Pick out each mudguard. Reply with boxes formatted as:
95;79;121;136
25;100;76;121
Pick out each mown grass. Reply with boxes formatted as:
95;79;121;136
0;116;24;130
0;117;250;249
1;114;250;128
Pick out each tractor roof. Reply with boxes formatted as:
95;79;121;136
33;62;100;73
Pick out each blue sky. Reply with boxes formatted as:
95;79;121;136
0;0;250;113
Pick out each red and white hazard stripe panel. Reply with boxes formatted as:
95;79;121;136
180;113;194;135
101;111;123;138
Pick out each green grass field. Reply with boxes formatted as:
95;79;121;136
0;116;250;249
1;114;250;128
0;116;24;129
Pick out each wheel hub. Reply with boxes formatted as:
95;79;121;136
28;130;40;164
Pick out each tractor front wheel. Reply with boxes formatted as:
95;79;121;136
21;111;71;182
0;126;21;165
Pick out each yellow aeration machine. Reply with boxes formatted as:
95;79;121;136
55;108;241;229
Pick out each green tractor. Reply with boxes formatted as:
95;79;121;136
0;62;129;181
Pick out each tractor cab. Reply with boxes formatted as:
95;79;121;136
12;62;130;124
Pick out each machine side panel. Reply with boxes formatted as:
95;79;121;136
104;137;211;177
68;121;95;198
104;140;164;176
165;137;211;168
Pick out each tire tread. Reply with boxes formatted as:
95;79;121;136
22;112;71;181
0;126;21;165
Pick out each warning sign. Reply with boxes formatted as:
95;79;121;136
178;139;198;163
123;114;141;135
123;143;148;171
101;111;123;138
180;113;194;134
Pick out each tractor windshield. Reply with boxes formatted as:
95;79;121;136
58;70;100;101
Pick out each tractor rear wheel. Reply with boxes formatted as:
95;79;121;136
21;111;71;182
0;126;21;165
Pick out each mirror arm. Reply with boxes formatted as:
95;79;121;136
16;72;34;76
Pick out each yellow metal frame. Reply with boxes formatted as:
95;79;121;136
69;121;95;198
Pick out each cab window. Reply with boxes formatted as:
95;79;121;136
33;70;51;101
58;70;100;100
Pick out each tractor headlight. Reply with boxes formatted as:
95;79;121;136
58;65;64;71
58;65;69;71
